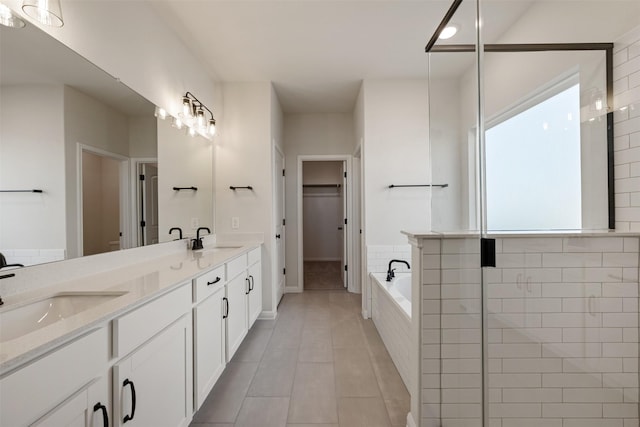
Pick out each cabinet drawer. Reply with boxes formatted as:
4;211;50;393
226;254;247;280
113;284;191;358
248;247;261;266
193;265;225;303
0;327;108;427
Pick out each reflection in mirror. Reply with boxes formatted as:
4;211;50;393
157;118;213;243
0;22;157;267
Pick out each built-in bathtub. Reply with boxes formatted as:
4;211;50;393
370;272;411;389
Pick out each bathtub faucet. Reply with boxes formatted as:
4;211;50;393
386;259;410;282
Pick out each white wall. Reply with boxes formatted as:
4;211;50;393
157;118;213;241
0;85;66;255
64;86;130;258
361;80;430;245
215;82;279;316
283;113;355;288
614;26;640;232
129;116;158;159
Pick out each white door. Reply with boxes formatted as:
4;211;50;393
352;154;361;293
114;316;192;427
226;274;248;361
274;148;285;304
140;163;159;246
194;287;226;408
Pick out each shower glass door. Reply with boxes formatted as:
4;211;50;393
427;1;639;426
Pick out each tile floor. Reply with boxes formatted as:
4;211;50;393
303;261;344;290
190;290;410;427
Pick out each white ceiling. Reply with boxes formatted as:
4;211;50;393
152;0;537;113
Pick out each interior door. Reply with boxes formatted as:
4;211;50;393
274;148;285;303
341;161;348;288
141;163;159;245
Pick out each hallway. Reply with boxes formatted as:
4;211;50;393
303;261;344;290
190;290;409;427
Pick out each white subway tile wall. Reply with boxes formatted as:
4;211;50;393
419;235;639;427
614;29;640;232
366;244;412;273
0;248;65;266
489;236;639;426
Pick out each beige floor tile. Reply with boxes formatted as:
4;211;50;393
287;363;338;424
337;397;392;427
298;326;333;362
384;399;410;427
193;362;259;423
372;360;409;401
331;317;367;348
253;319;277;329
366;343;393;365
247;347;298;396
235;397;290;427
232;327;274;362
189;423;234;427
361;319;385;348
334;347;381;397
287;425;338;427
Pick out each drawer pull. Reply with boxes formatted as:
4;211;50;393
245;278;251;295
223;297;229;319
93;402;109;427
123;378;137;423
207;276;221;286
249;275;254;292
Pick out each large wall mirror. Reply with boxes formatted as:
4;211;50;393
0;22;213;269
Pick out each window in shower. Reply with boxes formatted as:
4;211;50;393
485;79;582;230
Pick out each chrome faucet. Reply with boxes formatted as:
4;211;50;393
386;259;410;282
192;227;211;250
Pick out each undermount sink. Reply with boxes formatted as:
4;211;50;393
0;291;127;342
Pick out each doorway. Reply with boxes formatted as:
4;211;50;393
273;145;286;305
298;157;352;291
79;147;129;256
134;160;159;247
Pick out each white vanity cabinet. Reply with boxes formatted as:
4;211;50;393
193;265;226;408
112;284;193;427
0;328;109;427
225;268;249;361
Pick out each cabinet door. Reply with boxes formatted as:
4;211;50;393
114;315;193;427
226;273;248;361
194;286;226;409
32;376;109;427
247;262;262;328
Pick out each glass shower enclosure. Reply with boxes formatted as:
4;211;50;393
425;0;640;426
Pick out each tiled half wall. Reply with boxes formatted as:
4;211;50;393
417;235;639;427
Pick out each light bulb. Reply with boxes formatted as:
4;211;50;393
22;0;63;27
182;97;193;118
154;106;167;120
208;119;216;136
0;3;25;28
439;25;458;40
172;116;184;130
188;127;197;137
196;107;206;127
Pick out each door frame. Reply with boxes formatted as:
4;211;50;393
76;143;130;256
130;157;158;247
296;154;353;293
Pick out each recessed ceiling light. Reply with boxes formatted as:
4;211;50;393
439;25;458;40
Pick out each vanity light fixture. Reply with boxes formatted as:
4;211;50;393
0;2;26;28
154;106;168;120
438;24;458;40
179;92;216;139
22;0;64;27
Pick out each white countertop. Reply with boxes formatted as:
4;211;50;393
402;229;640;239
0;242;261;375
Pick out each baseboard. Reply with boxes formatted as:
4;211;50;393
406;412;417;427
285;286;302;293
257;310;278;320
362;308;369;319
303;258;341;262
